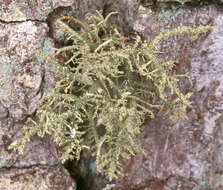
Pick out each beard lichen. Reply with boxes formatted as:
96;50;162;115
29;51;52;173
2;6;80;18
9;10;212;181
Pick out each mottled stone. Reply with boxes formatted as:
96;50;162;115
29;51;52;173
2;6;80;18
189;14;223;189
157;0;195;4
163;177;196;190
0;21;48;64
72;0;104;19
139;177;196;190
114;4;223;190
0;21;48;120
49;0;139;42
2;0;223;190
0;19;59;168
0;63;11;102
134;4;214;43
0;121;58;168
157;0;223;4
0;103;8;119
0;1;76;190
105;0;140;34
191;15;223;91
47;0;104;43
0;0;74;22
0;165;76;190
2;62;43;121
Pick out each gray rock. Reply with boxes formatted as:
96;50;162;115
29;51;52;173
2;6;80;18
105;0;139;34
49;0;139;42
48;0;105;43
0;63;12;101
0;21;48;120
0;0;74;22
2;0;223;189
0;1;77;190
115;4;223;190
0;121;58;168
0;165;76;190
0;102;8;119
0;21;48;64
157;0;197;4
0;18;59;169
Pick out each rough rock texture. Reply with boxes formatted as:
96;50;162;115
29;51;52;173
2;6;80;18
0;165;76;190
0;119;59;168
0;20;59;169
70;2;223;190
116;3;223;190
0;0;76;189
104;0;140;34
0;0;74;22
49;0;139;42
157;0;223;5
0;21;48;120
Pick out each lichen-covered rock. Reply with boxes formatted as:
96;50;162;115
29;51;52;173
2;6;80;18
114;3;223;190
72;0;104;19
189;13;223;190
138;177;196;190
0;20;59;168
0;1;77;190
0;102;8;119
105;0;140;34
0;21;48;64
134;4;214;42
49;0;139;42
0;120;58;168
48;0;105;43
73;3;223;190
114;118;213;189
0;0;74;22
0;165;76;190
0;63;11;102
157;0;195;4
0;21;48;120
156;0;223;4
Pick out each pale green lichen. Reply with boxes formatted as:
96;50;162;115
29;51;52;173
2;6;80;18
10;10;212;181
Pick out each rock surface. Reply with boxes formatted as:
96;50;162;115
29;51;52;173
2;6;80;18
0;0;76;189
0;165;76;190
0;120;58;168
0;0;74;22
0;21;48;120
0;19;59;168
116;3;223;190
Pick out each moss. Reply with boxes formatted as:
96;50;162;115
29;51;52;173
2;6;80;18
9;10;212;181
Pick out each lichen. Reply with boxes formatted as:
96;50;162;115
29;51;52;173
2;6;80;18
10;10;212;181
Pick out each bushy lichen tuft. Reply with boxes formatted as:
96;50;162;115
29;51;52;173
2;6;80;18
9;10;212;180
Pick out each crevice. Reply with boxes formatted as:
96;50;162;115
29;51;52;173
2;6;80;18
0;19;46;24
0;163;63;172
63;159;93;190
45;6;72;43
139;0;223;10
